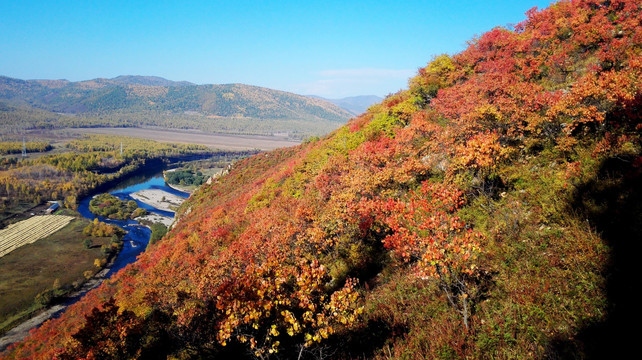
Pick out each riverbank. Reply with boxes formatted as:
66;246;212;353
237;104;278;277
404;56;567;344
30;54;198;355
130;189;185;213
136;213;174;227
164;181;195;194
163;166;225;194
163;169;195;193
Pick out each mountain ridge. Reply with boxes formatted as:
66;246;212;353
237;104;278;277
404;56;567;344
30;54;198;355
309;95;383;116
0;75;353;137
109;75;194;87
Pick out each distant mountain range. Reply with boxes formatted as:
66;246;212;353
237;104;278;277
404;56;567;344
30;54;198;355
0;75;354;138
109;75;194;87
310;95;383;116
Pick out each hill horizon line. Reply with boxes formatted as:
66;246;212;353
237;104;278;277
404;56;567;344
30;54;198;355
0;74;383;100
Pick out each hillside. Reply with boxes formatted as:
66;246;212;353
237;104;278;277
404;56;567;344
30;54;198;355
0;76;352;138
3;0;641;359
311;95;383;116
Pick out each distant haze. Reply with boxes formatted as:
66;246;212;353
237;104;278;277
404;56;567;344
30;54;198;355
310;95;383;116
109;75;194;87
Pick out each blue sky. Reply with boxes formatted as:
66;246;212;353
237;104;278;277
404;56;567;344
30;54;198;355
1;0;553;98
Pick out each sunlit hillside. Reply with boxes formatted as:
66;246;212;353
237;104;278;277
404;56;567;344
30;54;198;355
0;77;352;138
3;0;641;358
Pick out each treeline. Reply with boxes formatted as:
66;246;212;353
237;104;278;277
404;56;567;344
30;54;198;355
169;153;255;172
65;134;210;168
83;218;124;238
165;169;207;187
0;141;52;155
89;193;147;220
66;134;208;155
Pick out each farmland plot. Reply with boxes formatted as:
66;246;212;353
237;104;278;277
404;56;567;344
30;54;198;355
0;215;74;258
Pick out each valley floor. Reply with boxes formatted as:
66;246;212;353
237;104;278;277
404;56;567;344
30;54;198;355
68;127;301;150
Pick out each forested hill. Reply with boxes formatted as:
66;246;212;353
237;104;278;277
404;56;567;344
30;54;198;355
0;76;352;137
3;0;641;359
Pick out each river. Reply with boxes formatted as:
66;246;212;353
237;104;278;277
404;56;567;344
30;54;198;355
77;170;189;276
0;169;189;352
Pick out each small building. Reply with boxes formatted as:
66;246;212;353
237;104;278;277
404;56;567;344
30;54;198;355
46;202;60;214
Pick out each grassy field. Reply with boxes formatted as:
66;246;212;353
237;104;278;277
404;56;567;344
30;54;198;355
0;210;112;334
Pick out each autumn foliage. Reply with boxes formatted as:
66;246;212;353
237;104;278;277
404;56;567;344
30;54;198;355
3;0;642;359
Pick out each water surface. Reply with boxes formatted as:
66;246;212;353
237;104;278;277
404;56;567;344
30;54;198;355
77;170;189;276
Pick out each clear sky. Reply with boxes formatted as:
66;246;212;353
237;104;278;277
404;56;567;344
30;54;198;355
0;0;553;98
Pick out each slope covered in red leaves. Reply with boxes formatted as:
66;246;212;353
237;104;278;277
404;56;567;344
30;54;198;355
3;0;641;358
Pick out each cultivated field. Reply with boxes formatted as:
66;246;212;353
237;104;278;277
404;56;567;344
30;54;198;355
0;215;74;258
0;211;110;335
67;127;301;150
